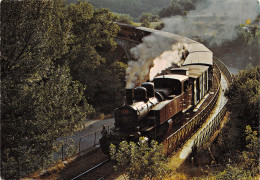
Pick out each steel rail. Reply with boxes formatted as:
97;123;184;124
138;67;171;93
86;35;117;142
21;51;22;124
71;159;110;180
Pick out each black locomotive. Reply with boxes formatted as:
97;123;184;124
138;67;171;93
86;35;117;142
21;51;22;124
100;65;213;154
100;26;214;154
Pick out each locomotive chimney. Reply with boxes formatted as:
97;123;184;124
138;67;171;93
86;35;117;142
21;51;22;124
141;82;155;98
125;88;134;105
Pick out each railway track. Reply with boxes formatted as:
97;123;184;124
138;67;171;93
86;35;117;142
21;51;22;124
71;159;110;180
48;148;115;180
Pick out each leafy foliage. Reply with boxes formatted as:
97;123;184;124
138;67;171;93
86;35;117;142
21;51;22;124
139;13;159;27
115;14;134;24
139;13;158;23
1;0;95;178
158;0;200;18
64;1;119;74
238;125;259;176
213;165;254;180
1;0;124;178
62;1;126;112
215;66;259;156
204;67;260;179
110;137;171;179
237;24;259;46
85;61;127;113
212;125;259;179
141;20;151;28
225;66;260;128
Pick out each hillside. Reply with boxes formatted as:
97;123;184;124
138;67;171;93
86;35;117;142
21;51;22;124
67;0;171;19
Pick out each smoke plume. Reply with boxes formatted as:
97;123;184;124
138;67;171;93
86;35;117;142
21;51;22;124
125;0;259;88
162;0;259;46
126;34;187;88
149;43;186;80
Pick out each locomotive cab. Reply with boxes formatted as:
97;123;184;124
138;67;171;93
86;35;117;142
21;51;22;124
150;75;192;125
154;76;182;96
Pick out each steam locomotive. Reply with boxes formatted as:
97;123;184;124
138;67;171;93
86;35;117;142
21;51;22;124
100;26;214;154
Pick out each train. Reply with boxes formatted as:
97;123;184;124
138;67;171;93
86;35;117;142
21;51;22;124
100;25;214;154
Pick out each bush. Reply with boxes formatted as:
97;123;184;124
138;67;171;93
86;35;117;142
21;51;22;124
110;137;171;179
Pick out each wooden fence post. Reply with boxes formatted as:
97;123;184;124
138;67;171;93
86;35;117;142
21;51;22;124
94;131;96;147
79;138;81;153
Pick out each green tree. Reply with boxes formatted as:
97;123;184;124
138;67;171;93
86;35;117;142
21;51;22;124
64;1;119;73
239;125;259;176
238;25;258;46
213;165;253;180
211;66;260;177
212;126;259;179
220;66;259;155
142;19;151;28
139;13;152;23
90;62;127;113
212;24;260;69
1;0;94;178
139;13;159;27
63;1;122;110
116;14;134;24
225;66;260;129
159;0;199;18
110;137;171;179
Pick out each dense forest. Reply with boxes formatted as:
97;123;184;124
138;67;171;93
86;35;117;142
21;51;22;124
1;0;126;178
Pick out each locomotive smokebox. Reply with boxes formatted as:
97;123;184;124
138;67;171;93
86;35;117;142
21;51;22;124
125;88;134;105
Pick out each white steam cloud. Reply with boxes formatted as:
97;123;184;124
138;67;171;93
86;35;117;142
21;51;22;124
126;34;187;88
125;0;259;88
163;0;259;46
149;43;186;80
